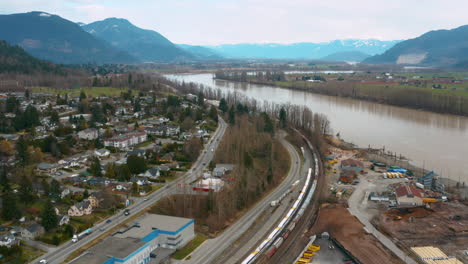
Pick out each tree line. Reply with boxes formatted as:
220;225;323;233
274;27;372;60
215;70;468;116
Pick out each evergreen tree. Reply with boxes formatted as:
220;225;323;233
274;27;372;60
126;155;147;175
104;163;116;179
279;107;287;128
262;113;274;134
50;179;61;199
79;90;87;101
88;156;102;177
1;192;20;220
41;199;58;231
132;181;138;194
197;91;205;106
219;98;228;113
0;166;9;191
42;179;50;197
50;110;60;124
133;98;141;112
117;164;131;182
16;136;29;166
228;106;235;125
19;175;34;204
209;106;218;122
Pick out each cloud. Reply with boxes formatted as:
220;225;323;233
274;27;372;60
1;0;468;44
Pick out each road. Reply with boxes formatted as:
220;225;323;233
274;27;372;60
217;135;312;264
32;117;227;264
347;177;417;264
182;131;305;264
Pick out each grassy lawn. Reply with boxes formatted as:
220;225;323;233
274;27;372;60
172;234;207;260
22;244;46;262
32;87;139;97
135;141;153;148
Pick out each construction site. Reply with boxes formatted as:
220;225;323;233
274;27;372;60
300;139;468;264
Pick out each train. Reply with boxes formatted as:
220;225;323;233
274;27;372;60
241;149;320;264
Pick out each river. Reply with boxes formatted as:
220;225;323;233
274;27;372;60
167;73;468;183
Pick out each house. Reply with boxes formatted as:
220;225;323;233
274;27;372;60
60;188;70;198
193;178;224;192
58;215;70;226
140;167;160;179
160;153;174;162
145;125;180;137
104;131;147;149
126;149;146;158
68;201;93;217
395;184;425;207
21;223;45;240
78;128;99;140
94;148;110;158
37;162;58;173
0;233;19;247
341;159;364;173
87;195;101;208
214;164;235;177
129;176;150;186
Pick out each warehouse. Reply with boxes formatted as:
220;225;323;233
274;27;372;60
71;214;195;264
411;246;463;264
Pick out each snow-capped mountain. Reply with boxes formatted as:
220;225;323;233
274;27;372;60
203;39;401;59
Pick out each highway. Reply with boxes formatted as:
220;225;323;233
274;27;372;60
183;131;307;264
32;117;227;264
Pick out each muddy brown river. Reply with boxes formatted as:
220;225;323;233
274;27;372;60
168;73;468;184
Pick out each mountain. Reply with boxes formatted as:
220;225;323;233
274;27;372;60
364;25;468;66
204;39;400;59
0;12;136;64
321;51;370;62
178;44;222;60
0;40;63;74
83;18;193;62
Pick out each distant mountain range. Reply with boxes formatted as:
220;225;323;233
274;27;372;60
321;51;370;62
178;44;223;60
365;25;468;67
82;18;194;62
0;12;136;64
202;40;400;60
0;40;63;74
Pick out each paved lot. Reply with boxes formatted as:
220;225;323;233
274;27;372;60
312;237;348;264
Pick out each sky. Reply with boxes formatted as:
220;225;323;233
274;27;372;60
1;0;467;45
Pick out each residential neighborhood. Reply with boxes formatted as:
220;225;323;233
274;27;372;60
0;88;220;262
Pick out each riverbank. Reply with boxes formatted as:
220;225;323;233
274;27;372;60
214;76;468;117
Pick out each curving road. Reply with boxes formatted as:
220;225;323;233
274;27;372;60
32;117;227;264
182;131;305;264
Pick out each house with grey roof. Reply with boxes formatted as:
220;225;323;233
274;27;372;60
21;223;45;240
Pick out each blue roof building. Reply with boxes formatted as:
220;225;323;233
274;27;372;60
71;214;195;264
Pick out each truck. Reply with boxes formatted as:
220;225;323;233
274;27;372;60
72;228;93;243
270;200;279;207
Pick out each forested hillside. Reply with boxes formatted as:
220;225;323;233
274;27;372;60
0;40;63;74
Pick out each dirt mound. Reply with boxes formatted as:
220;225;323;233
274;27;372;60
310;204;403;264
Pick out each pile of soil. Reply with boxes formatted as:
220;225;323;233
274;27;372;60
309;204;403;264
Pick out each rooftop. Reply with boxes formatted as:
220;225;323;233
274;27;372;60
114;214;193;239
70;237;146;264
411;246;463;264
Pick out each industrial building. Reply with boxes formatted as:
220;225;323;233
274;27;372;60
71;214;195;264
411;246;463;264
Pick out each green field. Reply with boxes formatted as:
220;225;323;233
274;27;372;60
32;87;138;97
172;234;207;260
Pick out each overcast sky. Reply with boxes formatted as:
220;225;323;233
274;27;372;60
1;0;467;45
